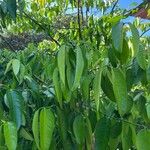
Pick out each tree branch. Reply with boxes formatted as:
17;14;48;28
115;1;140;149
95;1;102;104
140;27;150;37
111;0;119;14
23;12;60;46
77;0;82;39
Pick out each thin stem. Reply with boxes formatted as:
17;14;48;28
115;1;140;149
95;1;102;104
77;0;82;39
140;27;150;37
111;0;119;14
23;12;60;46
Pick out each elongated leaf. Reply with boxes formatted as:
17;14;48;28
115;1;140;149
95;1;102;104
4;122;17;150
121;123;133;150
32;109;40;149
6;90;23;129
146;104;150;120
129;23;139;55
136;129;150;150
53;68;62;107
93;69;101;111
12;59;20;76
57;45;66;85
112;68;129;116
7;0;17;20
94;117;110;150
72;47;84;91
112;22;123;53
40;108;55;150
4;60;13;75
73;115;85;144
0;125;4;146
20;128;34;141
136;45;147;70
101;72;115;102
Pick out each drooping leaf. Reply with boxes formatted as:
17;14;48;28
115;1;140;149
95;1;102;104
32;109;40;149
6;90;24;129
94;117;110;150
136;129;150;150
93;69;101;112
6;0;17;20
4;122;17;150
20;128;34;141
112;68;129;116
121;123;133;150
128;23;140;55
72;47;84;91
101;71;115;102
112;22;124;53
57;45;66;85
12;59;20;76
136;45;147;70
53;68;62;108
32;108;55;150
73;115;85;144
40;108;55;150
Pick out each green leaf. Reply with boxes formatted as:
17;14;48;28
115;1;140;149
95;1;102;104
101;71;115;102
4;60;13;75
93;69;101;111
6;90;24;129
4;122;17;150
121;123;133;150
53;68;62;108
40;108;55;150
112;22;124;53
72;47;84;91
6;0;17;20
32;108;55;150
0;125;4;146
118;39;130;64
57;45;66;85
128;23;139;55
136;45;147;70
12;59;20;76
146;104;150;120
85;118;92;150
136;129;150;150
20;128;34;141
73;115;85;144
94;117;110;150
112;68;129;116
32;109;40;149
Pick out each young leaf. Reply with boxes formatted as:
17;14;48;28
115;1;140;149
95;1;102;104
112;68;129;116
73;115;85;144
94;117;110;150
4;122;17;150
40;108;55;150
57;45;66;85
72;47;84;91
136;129;150;150
12;59;20;76
112;22;124;53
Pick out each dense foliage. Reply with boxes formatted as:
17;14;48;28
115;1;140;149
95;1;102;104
0;0;150;149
